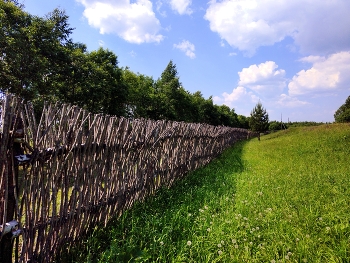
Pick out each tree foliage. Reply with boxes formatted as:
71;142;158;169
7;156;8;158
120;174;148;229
334;95;350;123
249;102;269;134
1;2;247;128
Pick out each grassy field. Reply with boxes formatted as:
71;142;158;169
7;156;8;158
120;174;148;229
68;123;350;263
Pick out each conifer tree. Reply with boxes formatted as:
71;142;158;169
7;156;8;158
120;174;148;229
249;102;269;140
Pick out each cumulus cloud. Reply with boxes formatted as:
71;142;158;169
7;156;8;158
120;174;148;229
238;61;286;97
204;0;350;55
76;0;163;44
276;94;309;108
169;0;192;15
214;61;287;115
174;40;196;59
213;86;259;115
288;51;350;96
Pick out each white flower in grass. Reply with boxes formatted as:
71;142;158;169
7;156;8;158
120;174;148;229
234;244;238;249
204;205;208;210
218;250;223;255
270;260;276;263
232;239;237;244
319;217;323;221
160;241;164;246
188;213;192;217
207;228;211;232
187;241;192;246
199;209;204;213
217;243;222;248
326;226;331;231
221;240;224;244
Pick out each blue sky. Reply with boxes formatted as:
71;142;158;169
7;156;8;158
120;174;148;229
22;0;350;122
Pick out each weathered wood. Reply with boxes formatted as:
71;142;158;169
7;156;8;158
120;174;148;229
0;94;257;262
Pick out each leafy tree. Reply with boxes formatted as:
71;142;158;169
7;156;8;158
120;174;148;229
155;60;183;121
334;95;350;123
237;115;250;129
122;68;155;119
249;102;269;139
0;2;74;102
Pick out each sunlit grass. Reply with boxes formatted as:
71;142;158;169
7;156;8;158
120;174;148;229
66;123;350;263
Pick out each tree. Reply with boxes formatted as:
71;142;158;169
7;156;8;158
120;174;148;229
0;3;74;102
334;95;350;123
249;102;269;140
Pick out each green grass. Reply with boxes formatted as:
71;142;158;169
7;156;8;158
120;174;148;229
66;123;350;263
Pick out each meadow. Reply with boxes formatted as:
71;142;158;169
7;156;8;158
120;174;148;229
67;123;350;263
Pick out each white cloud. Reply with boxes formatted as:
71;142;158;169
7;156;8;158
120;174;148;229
238;61;286;97
204;0;350;55
214;61;289;116
276;94;309;108
76;0;163;44
169;0;192;15
288;51;350;96
174;40;196;59
213;86;258;113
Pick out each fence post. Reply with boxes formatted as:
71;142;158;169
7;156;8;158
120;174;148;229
0;95;20;263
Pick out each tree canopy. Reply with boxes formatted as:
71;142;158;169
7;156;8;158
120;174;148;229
334;95;350;123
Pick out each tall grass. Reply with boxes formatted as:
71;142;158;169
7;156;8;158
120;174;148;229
66;123;350;263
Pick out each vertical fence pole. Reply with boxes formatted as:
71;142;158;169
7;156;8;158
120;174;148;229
0;95;18;263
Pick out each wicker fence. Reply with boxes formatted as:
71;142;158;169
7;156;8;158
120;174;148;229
0;94;256;262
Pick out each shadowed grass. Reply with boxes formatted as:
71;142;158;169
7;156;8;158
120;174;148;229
65;123;350;263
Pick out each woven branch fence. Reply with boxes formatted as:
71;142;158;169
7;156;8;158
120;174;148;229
0;94;256;262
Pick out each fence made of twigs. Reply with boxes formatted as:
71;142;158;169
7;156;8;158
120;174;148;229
0;94;256;262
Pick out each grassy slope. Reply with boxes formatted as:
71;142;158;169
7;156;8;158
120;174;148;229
68;123;350;263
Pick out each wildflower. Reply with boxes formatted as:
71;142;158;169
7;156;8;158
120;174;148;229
188;213;192;217
218;250;223;255
207;228;211;232
326;226;331;231
187;241;192;246
204;205;208;210
271;260;276;263
319;217;323;221
210;221;213;225
232;239;237;244
256;226;259;230
217;243;222;248
234;244;238;249
285;255;290;260
160;241;164;246
221;240;225;244
199;209;204;213
296;238;300;242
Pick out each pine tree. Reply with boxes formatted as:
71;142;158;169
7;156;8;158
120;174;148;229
249;102;269;140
